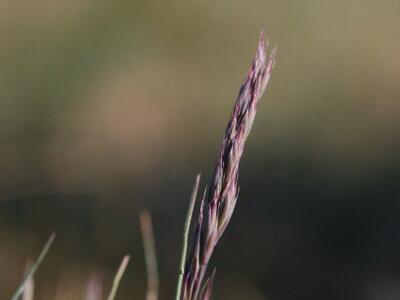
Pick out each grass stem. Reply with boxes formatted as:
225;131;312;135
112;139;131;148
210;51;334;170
11;233;56;300
175;174;201;300
107;255;130;300
140;210;159;300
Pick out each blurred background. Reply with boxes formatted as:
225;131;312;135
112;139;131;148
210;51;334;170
1;0;400;299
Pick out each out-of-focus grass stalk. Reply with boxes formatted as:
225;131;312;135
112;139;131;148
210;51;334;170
21;262;34;300
175;174;201;300
85;272;104;300
140;210;159;300
11;233;56;300
106;255;130;300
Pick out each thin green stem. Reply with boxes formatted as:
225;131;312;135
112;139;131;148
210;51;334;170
11;233;56;300
107;255;130;300
21;262;34;300
140;210;159;300
175;174;201;300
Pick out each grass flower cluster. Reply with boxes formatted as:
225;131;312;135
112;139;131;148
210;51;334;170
11;30;276;300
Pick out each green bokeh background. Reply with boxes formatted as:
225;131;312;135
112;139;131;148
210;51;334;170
1;1;400;299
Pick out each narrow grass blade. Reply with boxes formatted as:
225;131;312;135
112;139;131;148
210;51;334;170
11;233;56;300
175;174;201;300
106;255;130;300
85;272;104;300
140;210;159;300
21;262;34;300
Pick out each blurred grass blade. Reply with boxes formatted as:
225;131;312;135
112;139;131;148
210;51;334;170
175;174;201;300
11;233;56;300
106;255;130;300
140;210;159;300
85;272;104;300
21;262;34;300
